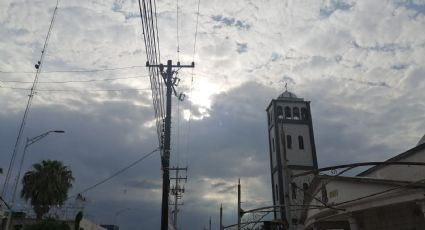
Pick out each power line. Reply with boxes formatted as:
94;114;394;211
3;1;59;229
0;65;146;74
192;0;201;63
68;147;160;199
138;0;165;151
2;0;59;200
0;85;152;92
185;0;201;158
176;0;180;62
0;75;149;84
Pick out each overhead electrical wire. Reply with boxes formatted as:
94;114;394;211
138;0;165;150
67;147;160;199
0;65;146;74
176;0;180;62
185;0;201;158
0;75;149;84
1;0;59;199
0;86;152;92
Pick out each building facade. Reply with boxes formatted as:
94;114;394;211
266;90;318;229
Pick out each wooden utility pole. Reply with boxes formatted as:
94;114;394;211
147;60;194;230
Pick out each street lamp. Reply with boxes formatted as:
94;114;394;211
5;130;65;230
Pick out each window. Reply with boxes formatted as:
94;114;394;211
277;106;283;118
284;106;291;119
287;135;292;149
275;184;279;201
298;136;304;149
301;108;308;120
293;107;300;120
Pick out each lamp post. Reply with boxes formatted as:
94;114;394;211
5;130;65;230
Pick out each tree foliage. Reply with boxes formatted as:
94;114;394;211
20;160;74;220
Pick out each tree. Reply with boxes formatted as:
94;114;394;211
20;160;74;220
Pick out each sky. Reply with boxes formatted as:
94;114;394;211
1;0;425;229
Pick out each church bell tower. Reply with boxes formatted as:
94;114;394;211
266;89;318;229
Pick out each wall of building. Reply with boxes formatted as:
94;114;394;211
269;125;277;168
79;218;107;230
353;202;425;230
281;123;313;167
365;147;425;181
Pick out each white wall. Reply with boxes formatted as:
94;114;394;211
366;148;425;181
80;218;107;230
282;123;313;167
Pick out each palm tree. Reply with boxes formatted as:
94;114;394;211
21;160;74;220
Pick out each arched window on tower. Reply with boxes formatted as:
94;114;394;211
284;106;291;119
277;106;283;118
287;135;292;149
301;108;308;120
298;136;304;149
293;107;300;120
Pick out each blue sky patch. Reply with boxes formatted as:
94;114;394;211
212;15;251;30
320;0;355;17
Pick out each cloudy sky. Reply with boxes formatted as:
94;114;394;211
1;0;425;229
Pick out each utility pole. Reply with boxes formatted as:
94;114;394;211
170;166;188;230
220;204;223;230
146;60;194;230
237;179;241;230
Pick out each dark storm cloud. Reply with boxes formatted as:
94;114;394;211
123;179;161;189
84;198;161;229
183;82;276;178
300;77;424;168
210;181;236;194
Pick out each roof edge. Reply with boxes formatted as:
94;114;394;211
357;142;425;176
